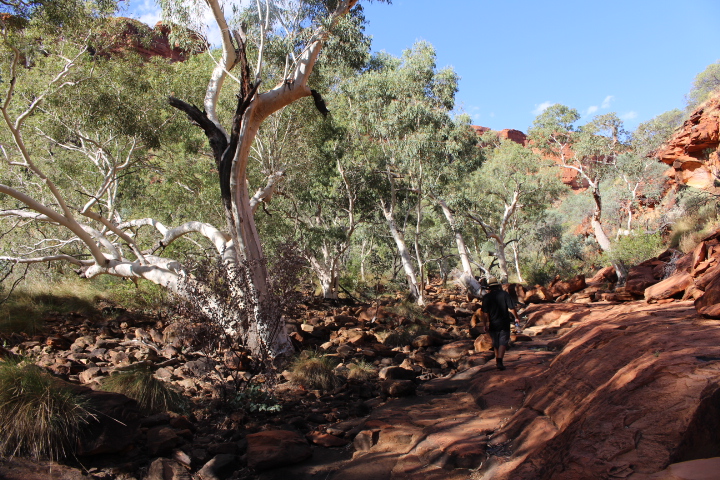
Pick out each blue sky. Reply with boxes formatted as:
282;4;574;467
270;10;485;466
126;0;720;133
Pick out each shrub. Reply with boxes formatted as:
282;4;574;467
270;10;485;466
347;360;376;382
605;233;666;267
0;360;93;460
234;384;281;413
100;365;186;414
669;189;720;250
289;352;339;391
521;259;557;286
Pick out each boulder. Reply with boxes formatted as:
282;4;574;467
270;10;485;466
146;426;182;456
523;286;554;304
381;379;416;397
145;458;191;480
76;389;141;456
644;272;694;302
378;366;417;381
587;266;617;284
626;259;666;296
474;334;493;352
197;454;238;480
549;274;587;297
695;273;720;318
246;430;312;471
412;334;442;348
437;340;475;360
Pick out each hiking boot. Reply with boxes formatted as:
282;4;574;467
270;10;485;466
496;358;505;371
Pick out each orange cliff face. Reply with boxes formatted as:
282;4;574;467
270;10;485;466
655;95;720;192
471;125;527;146
471;125;588;190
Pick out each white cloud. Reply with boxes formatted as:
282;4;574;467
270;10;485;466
471;113;482;122
621;111;638;120
586;105;599;115
137;11;161;26
532;101;553;115
601;95;614;109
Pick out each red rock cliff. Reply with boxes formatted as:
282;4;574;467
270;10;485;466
655;94;720;191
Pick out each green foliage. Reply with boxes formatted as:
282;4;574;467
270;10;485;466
100;365;186;414
234;384;281;413
290;351;339;391
521;259;557;287
99;277;171;311
687;60;720;109
632;109;684;157
0;359;93;460
604;233;665;268
669;189;720;251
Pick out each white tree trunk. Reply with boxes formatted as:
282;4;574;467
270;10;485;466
436;197;473;274
511;240;524;284
381;201;421;303
307;252;340;300
493;237;510;284
590;188;627;285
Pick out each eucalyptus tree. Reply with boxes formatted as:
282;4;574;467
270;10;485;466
281;113;370;300
0;0;374;358
529;106;633;283
462;139;566;283
686;60;720;110
340;42;463;304
427;113;484;278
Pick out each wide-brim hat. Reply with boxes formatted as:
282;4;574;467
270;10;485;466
487;276;500;287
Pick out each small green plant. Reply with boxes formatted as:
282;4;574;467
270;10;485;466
0;359;93;460
604;233;665;267
234;384;281;413
290;351;339;391
347;360;376;382
100;365;186;414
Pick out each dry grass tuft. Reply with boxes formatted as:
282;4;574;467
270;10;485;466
347;360;376;382
375;329;414;347
0;360;93;460
290;352;339;391
100;365;186;414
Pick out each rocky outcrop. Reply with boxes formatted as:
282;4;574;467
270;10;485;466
100;18;205;62
655;95;720;191
471;126;527;146
475;301;720;479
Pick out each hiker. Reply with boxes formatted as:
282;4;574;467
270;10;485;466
481;276;521;371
